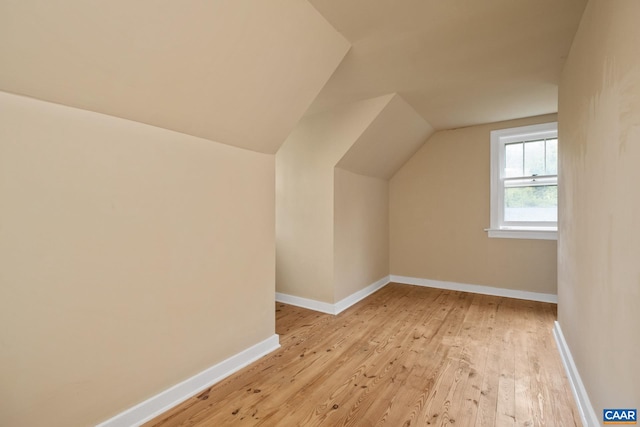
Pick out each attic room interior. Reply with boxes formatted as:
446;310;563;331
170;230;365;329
1;1;638;426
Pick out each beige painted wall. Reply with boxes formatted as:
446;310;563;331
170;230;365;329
277;94;433;304
390;114;558;294
0;92;275;426
334;168;389;302
276;96;391;303
558;0;640;414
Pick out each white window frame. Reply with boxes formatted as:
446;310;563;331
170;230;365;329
487;122;558;240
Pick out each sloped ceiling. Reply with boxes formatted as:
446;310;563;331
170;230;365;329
307;0;587;130
279;94;393;167
0;1;587;159
0;0;349;154
281;92;431;180
336;94;433;179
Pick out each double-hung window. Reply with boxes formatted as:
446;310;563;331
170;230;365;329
488;122;558;240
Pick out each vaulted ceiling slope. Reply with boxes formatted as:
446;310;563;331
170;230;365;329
0;1;349;154
0;1;587;155
307;0;587;130
337;94;433;179
280;93;432;180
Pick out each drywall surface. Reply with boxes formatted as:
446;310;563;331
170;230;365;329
334;168;389;301
307;0;586;130
558;0;640;414
276;96;390;303
336;94;433;179
0;1;349;153
390;114;558;293
0;92;276;426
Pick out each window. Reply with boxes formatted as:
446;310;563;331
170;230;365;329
488;122;558;240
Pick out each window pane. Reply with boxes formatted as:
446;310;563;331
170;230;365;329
504;185;557;222
524;140;545;176
546;138;558;175
505;143;523;177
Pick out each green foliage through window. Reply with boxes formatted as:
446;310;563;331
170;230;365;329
505;185;557;208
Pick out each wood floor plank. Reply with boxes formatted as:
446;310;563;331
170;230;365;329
449;294;493;427
495;298;517;426
144;284;582;427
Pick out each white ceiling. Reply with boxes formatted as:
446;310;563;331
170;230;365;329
307;0;587;130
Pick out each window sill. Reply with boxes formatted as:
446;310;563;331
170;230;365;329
485;228;557;240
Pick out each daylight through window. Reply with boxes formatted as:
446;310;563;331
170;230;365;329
488;122;558;240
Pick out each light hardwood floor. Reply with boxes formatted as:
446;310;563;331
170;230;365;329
145;283;581;426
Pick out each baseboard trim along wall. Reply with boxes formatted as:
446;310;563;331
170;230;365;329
390;275;558;304
277;275;557;315
274;292;337;315
96;334;280;427
334;276;390;314
553;321;599;427
276;275;391;315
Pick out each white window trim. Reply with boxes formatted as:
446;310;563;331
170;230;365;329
487;122;558;240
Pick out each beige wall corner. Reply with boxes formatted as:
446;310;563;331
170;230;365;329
334;168;389;302
558;0;640;416
276;95;392;303
0;1;350;154
277;94;431;304
0;92;276;427
390;114;558;294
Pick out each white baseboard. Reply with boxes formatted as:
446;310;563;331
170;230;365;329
96;334;280;427
276;275;391;315
275;292;337;314
553;321;599;427
334;275;390;314
277;274;556;314
389;275;558;303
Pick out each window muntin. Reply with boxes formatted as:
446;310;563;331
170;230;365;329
503;137;558;225
489;122;558;240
